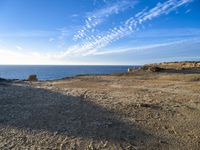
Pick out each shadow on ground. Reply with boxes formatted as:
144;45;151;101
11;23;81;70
0;82;160;147
158;68;200;74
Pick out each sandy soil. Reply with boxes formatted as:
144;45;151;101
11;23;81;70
0;72;200;149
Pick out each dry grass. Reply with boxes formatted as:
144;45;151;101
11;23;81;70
158;74;200;82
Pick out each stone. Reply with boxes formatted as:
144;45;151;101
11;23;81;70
128;68;134;73
148;66;163;72
27;74;38;81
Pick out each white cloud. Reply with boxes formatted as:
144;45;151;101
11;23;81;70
1;38;198;65
73;0;137;40
64;0;193;57
124;0;193;30
16;45;23;50
49;38;55;42
57;28;68;40
130;28;200;38
0;48;114;65
93;38;200;55
185;9;191;13
0;0;195;65
71;14;78;17
0;49;65;65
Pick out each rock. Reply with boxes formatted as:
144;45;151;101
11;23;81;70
141;65;163;72
140;61;200;72
27;74;38;81
148;66;163;72
0;78;9;85
128;68;134;73
150;61;200;69
140;103;151;108
159;140;168;144
0;78;7;82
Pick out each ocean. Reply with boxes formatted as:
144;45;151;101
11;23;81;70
0;65;139;80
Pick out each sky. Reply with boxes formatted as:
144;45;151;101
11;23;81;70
0;0;200;65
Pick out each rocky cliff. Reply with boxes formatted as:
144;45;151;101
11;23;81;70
145;61;200;70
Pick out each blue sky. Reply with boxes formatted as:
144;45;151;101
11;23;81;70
0;0;199;65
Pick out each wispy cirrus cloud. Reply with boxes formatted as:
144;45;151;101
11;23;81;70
1;0;194;65
0;49;65;65
125;0;193;28
63;0;193;57
49;38;55;42
131;28;200;39
16;45;23;50
57;27;68;40
93;38;200;55
73;0;137;40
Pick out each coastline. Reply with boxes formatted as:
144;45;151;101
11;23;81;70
0;65;137;81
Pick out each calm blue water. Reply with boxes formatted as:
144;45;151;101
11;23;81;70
0;65;139;80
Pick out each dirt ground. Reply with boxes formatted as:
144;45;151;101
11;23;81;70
0;72;200;149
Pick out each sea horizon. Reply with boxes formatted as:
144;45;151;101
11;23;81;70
0;65;140;80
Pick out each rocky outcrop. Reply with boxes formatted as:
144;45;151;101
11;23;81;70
128;65;163;73
27;75;38;81
157;61;200;69
0;78;7;82
141;65;163;72
128;61;200;73
144;61;200;71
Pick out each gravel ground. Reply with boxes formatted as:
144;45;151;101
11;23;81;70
0;72;200;149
